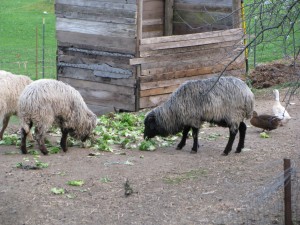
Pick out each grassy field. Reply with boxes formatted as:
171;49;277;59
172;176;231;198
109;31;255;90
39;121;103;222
0;0;56;79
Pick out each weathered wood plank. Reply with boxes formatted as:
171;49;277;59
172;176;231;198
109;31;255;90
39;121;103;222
59;77;136;111
55;4;136;24
58;67;136;88
86;104;116;116
57;31;136;54
131;43;242;65
58;62;133;79
55;0;137;10
139;40;242;57
139;61;245;84
140;28;243;44
165;0;174;36
59;77;135;95
142;19;163;26
140;33;243;51
140;70;247;91
232;0;242;28
136;0;143;57
139;46;245;74
142;9;164;20
58;54;134;73
56;18;136;38
143;0;164;12
140;54;245;76
142;24;164;33
142;31;164;38
140;84;178;97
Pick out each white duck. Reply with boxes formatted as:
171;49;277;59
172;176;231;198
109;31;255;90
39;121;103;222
272;89;291;124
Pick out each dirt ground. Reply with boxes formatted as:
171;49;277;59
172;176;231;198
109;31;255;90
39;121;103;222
0;63;300;225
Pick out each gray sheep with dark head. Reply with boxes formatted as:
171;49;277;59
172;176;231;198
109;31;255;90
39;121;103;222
144;76;255;155
18;79;97;155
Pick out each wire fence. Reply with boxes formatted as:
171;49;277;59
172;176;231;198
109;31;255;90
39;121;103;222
0;0;56;80
215;159;300;225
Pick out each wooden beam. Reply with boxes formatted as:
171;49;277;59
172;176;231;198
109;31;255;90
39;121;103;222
136;0;143;56
232;0;242;28
164;0;174;36
139;61;245;84
140;28;243;45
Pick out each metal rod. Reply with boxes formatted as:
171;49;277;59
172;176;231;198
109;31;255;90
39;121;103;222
42;18;45;78
35;26;38;80
284;158;292;225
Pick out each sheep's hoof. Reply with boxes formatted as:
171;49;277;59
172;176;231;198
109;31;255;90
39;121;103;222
176;146;183;150
190;150;197;154
221;152;228;156
235;150;242;154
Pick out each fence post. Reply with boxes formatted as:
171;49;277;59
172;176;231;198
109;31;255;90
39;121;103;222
284;158;292;225
42;18;45;78
36;26;38;80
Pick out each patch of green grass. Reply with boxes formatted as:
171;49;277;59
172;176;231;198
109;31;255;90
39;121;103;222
163;169;208;185
0;0;56;79
244;0;300;67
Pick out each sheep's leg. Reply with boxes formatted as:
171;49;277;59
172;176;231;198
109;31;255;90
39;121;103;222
60;128;69;152
0;115;10;140
235;122;247;153
20;128;28;154
35;126;48;155
191;127;199;153
222;129;238;156
20;121;33;154
176;126;190;150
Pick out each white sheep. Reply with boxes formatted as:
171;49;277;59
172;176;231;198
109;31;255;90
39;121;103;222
144;76;255;155
18;79;97;155
0;70;33;140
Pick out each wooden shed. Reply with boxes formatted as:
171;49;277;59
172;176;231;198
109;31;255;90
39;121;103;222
55;0;245;115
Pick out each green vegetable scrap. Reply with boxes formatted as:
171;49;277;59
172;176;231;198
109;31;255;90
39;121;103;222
260;132;270;138
139;140;156;151
67;180;84;186
51;188;65;195
0;134;19;146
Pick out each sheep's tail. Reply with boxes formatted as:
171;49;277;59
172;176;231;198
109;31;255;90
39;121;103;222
244;94;255;119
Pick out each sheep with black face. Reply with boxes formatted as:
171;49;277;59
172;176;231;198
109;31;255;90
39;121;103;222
144;76;255;155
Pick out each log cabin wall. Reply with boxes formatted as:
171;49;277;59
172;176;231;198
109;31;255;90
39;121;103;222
55;0;138;115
